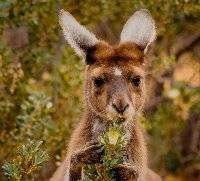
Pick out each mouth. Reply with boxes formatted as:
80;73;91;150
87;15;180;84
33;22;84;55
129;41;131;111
116;117;126;123
106;112;126;122
116;114;126;120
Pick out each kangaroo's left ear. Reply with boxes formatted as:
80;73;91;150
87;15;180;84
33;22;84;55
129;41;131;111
120;9;156;53
59;9;98;59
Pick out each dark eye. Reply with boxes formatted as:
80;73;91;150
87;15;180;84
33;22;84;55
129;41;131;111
94;77;105;87
131;76;141;87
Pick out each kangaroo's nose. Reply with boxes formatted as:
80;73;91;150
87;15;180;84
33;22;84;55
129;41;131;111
112;101;129;115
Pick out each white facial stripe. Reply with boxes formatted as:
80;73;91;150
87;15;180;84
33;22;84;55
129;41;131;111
113;67;122;76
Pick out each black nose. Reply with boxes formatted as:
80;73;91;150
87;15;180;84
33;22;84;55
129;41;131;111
112;102;129;115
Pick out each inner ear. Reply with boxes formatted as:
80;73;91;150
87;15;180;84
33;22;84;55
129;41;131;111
120;9;156;52
59;9;98;59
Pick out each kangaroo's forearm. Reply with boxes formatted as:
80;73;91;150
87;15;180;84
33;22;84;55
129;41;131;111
69;154;82;181
69;168;81;181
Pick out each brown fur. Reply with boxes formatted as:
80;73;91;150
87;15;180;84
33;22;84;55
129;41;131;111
87;42;144;62
50;41;161;181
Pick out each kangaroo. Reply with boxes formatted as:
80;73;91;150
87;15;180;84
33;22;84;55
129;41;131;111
50;9;161;181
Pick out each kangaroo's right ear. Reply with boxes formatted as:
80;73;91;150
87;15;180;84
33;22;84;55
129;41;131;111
59;9;98;60
120;9;156;53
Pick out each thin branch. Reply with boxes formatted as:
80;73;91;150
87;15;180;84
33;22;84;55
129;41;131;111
171;30;200;59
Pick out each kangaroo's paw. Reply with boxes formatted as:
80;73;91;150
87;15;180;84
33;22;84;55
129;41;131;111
115;163;138;181
71;141;104;167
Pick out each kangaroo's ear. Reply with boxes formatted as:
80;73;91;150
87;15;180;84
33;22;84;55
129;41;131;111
120;9;156;53
59;9;98;59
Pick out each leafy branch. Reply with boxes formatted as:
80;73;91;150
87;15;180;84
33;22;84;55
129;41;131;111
2;140;48;181
81;119;128;181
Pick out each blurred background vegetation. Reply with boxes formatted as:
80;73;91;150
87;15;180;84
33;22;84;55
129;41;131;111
0;0;199;180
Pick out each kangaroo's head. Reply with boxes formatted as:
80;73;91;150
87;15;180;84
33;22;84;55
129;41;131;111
59;9;156;123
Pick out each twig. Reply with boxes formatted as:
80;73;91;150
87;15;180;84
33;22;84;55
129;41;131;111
171;31;200;59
